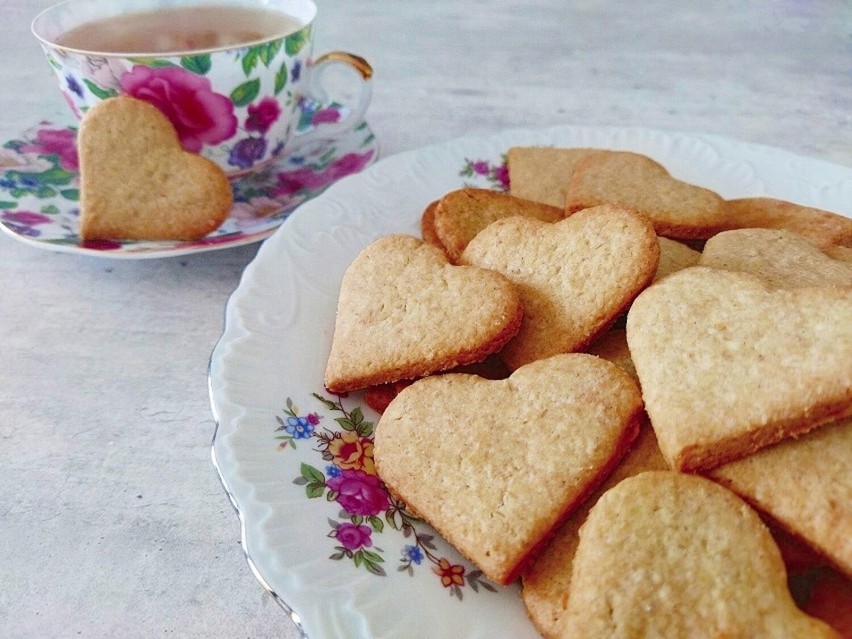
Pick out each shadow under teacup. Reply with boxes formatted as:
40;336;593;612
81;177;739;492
32;0;373;177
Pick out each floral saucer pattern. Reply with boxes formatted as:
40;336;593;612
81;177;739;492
0;105;377;258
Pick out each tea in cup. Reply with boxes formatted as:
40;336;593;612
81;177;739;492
32;0;373;176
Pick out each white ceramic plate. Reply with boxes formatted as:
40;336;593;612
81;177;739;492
208;125;852;639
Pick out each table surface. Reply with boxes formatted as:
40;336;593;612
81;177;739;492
1;1;849;637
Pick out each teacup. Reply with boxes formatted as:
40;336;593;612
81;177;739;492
32;0;373;177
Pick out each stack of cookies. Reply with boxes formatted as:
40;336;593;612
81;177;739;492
324;145;852;639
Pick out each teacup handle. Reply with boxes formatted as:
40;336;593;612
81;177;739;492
289;51;373;147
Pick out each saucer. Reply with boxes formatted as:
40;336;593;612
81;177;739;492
0;115;378;259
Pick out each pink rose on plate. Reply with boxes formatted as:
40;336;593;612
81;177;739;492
326;468;389;517
333;522;373;551
120;65;237;152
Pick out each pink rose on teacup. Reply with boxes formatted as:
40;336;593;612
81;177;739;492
119;65;237;153
245;97;282;134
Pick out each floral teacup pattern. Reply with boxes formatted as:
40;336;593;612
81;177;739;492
40;27;317;175
32;0;372;176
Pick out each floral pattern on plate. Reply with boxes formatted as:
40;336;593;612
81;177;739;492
0;108;378;258
278;394;498;599
209;125;852;639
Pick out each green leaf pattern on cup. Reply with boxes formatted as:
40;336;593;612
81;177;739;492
83;79;118;100
180;54;212;75
285;26;312;56
230;78;261;107
274;61;288;95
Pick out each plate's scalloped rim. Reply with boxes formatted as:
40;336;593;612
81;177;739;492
209;384;308;638
208;123;852;639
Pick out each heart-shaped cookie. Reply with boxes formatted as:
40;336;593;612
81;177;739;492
655;237;700;282
432;188;564;263
324;234;523;393
506;146;603;208
521;425;667;638
556;471;840;638
78;96;232;241
723;197;852;248
460;204;659;371
700;228;852;288
709;415;852;577
373;353;644;585
626;266;852;471
565;151;728;239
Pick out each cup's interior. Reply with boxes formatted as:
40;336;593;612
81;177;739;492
32;0;317;56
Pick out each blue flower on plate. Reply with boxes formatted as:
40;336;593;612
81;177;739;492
325;464;342;478
402;545;424;565
285;415;315;440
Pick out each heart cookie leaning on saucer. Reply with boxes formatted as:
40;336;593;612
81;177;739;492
373;353;644;585
556;471;840;639
77;96;233;241
323;234;523;393
625;266;852;472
